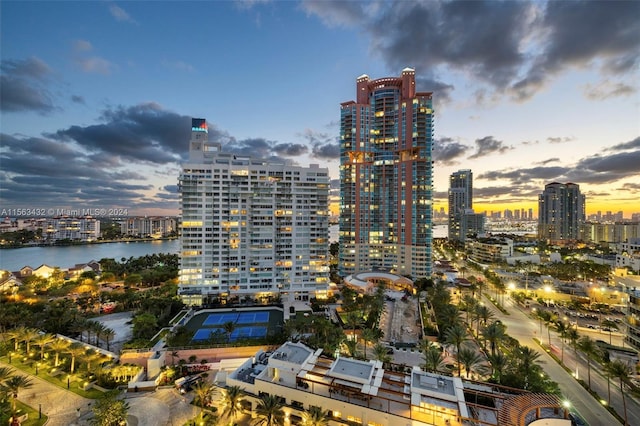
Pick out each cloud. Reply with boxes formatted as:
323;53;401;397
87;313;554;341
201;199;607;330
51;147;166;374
48;103;190;164
162;59;195;72
606;137;640;152
583;79;637;100
311;142;340;160
109;3;137;24
0;57;56;113
71;95;85;104
73;40;93;52
75;57;115;75
305;1;640;103
468;136;512;159
302;0;366;28
536;158;560;166
272;143;308;156
433;137;469;165
546;136;574;144
511;1;640;100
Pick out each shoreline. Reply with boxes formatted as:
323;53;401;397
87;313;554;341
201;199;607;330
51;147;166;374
0;236;179;250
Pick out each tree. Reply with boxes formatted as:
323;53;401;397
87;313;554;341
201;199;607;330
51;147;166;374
223;321;236;343
90;391;130;426
481;321;506;356
554;321;569;364
221;385;245;424
192;381;215;423
601;319;619;345
421;342;448;373
456;347;486;379
361;328;378;360
4;374;33;417
132;313;158;340
577;336;598;390
474;305;493;337
67;342;86;374
487;352;510;384
301;406;330;426
461;294;477;326
33;332;55;360
345;311;361;341
514;346;540;390
444;323;468;376
102;328;116;351
253;394;285;426
20;327;40;355
48;338;71;367
537;310;556;346
607;360;632;426
371;344;392;365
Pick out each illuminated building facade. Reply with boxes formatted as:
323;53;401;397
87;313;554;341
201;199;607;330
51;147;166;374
538;182;585;242
178;119;330;306
339;69;433;278
448;169;483;242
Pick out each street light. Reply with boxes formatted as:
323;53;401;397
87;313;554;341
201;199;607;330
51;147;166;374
36;362;39;376
8;352;12;364
67;375;70;389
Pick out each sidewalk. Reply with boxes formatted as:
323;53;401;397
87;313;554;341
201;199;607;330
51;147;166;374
0;360;91;426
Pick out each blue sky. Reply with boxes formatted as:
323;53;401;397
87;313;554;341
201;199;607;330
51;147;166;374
1;1;639;217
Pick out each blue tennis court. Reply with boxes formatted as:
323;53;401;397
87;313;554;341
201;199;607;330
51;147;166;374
202;313;239;326
193;326;267;341
237;312;270;324
202;311;270;326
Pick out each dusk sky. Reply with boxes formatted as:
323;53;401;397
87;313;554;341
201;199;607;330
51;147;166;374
1;1;639;218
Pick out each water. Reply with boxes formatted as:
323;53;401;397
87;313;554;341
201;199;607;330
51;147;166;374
0;239;180;271
1;224;443;271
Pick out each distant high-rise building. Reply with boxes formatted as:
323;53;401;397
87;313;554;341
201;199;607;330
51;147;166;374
339;68;433;278
448;169;484;242
179;118;330;306
538;182;585;242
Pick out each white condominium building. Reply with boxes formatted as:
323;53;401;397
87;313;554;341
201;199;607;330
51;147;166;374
178;119;330;306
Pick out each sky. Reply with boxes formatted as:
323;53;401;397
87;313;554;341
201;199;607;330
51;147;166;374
1;0;639;219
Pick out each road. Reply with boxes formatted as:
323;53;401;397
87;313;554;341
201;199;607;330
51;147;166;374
481;298;622;425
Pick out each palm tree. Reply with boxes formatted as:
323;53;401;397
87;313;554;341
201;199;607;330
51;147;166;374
444;323;468;376
456;347;486;379
474;305;493;337
422;343;448;373
253;394;285;426
487;352;510;384
223;321;236;342
5;374;33;415
301;405;330;426
48;338;70;367
461;294;477;326
67;342;86;374
345;311;360;342
537;310;556;346
601;319;619;345
607;360;632;426
361;328;378;360
33;333;55;360
101;327;116;351
515;346;540;390
371;344;392;365
92;321;107;347
21;327;40;355
481;321;506;356
342;339;359;358
554;321;569;363
193;380;215;423
6;327;27;352
577;336;597;389
221;385;245;424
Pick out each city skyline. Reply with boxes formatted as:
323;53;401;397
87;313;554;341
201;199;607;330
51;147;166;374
1;1;639;217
